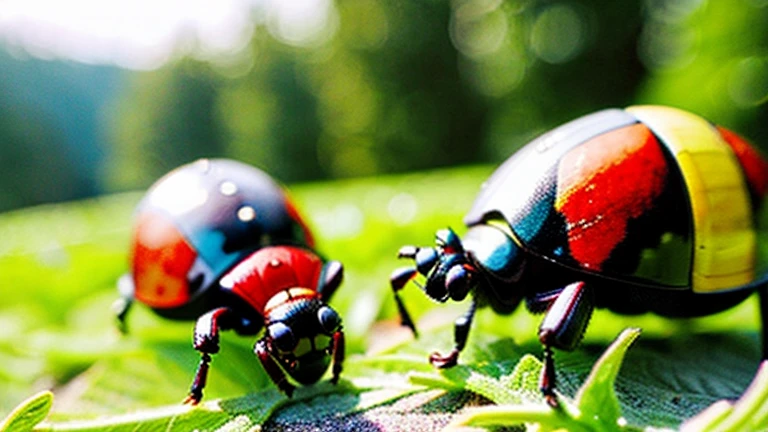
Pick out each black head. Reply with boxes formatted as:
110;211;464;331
395;227;477;303
391;224;528;336
389;227;479;335
262;288;342;385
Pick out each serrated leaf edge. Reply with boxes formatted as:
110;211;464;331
449;328;642;432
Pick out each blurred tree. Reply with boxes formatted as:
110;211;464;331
0;53;122;211
450;0;646;159
636;0;768;151
0;99;84;212
106;0;768;192
107;59;227;188
218;32;326;181
312;0;489;176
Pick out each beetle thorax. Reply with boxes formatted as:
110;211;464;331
264;287;319;316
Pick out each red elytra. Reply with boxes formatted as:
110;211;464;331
553;124;669;271
132;212;197;308
718;126;768;199
219;246;325;314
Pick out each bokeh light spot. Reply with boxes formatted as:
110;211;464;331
450;0;508;60
728;56;768;107
529;3;586;64
313;203;364;239
387;193;418;225
266;0;338;47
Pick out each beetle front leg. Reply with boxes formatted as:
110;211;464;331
390;266;419;336
536;281;594;407
318;260;344;302
255;338;295;397
430;299;477;368
184;307;236;404
112;274;135;334
330;329;345;384
184;353;212;405
112;297;133;334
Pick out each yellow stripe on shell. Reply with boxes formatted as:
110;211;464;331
626;106;755;293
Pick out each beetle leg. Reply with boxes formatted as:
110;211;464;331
193;307;236;353
112;297;133;334
540;346;558;408
391;266;418;291
330;329;345;385
430;298;477;368
255;338;295;397
390;266;419;336
318;260;344;302
526;288;564;313
537;281;594;406
112;274;135;334
397;245;419;259
184;307;236;404
183;353;212;405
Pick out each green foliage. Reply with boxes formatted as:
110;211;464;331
0;52;126;212
679;361;768;432
0;167;766;431
99;0;658;192
3;1;768;213
0;93;81;212
637;0;768;145
104;0;768;197
107;60;228;189
452;330;768;432
450;328;642;432
0;391;52;432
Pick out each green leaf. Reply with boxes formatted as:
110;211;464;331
36;377;421;431
2;167;766;430
452;328;642;432
575;328;641;429
409;354;543;406
681;360;768;432
0;391;53;432
37;391;283;432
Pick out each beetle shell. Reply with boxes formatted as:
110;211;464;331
465;106;768;293
219;246;324;314
129;158;314;317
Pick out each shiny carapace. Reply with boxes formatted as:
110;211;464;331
391;106;768;405
116;159;344;403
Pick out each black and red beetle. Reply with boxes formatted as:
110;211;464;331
114;159;344;403
390;106;768;406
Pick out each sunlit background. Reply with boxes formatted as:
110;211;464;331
0;0;767;211
1;1;768;424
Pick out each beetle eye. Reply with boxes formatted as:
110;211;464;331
268;322;296;352
415;247;438;275
317;306;341;334
446;264;472;301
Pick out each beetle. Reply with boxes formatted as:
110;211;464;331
390;105;768;406
186;244;344;404
114;158;344;403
